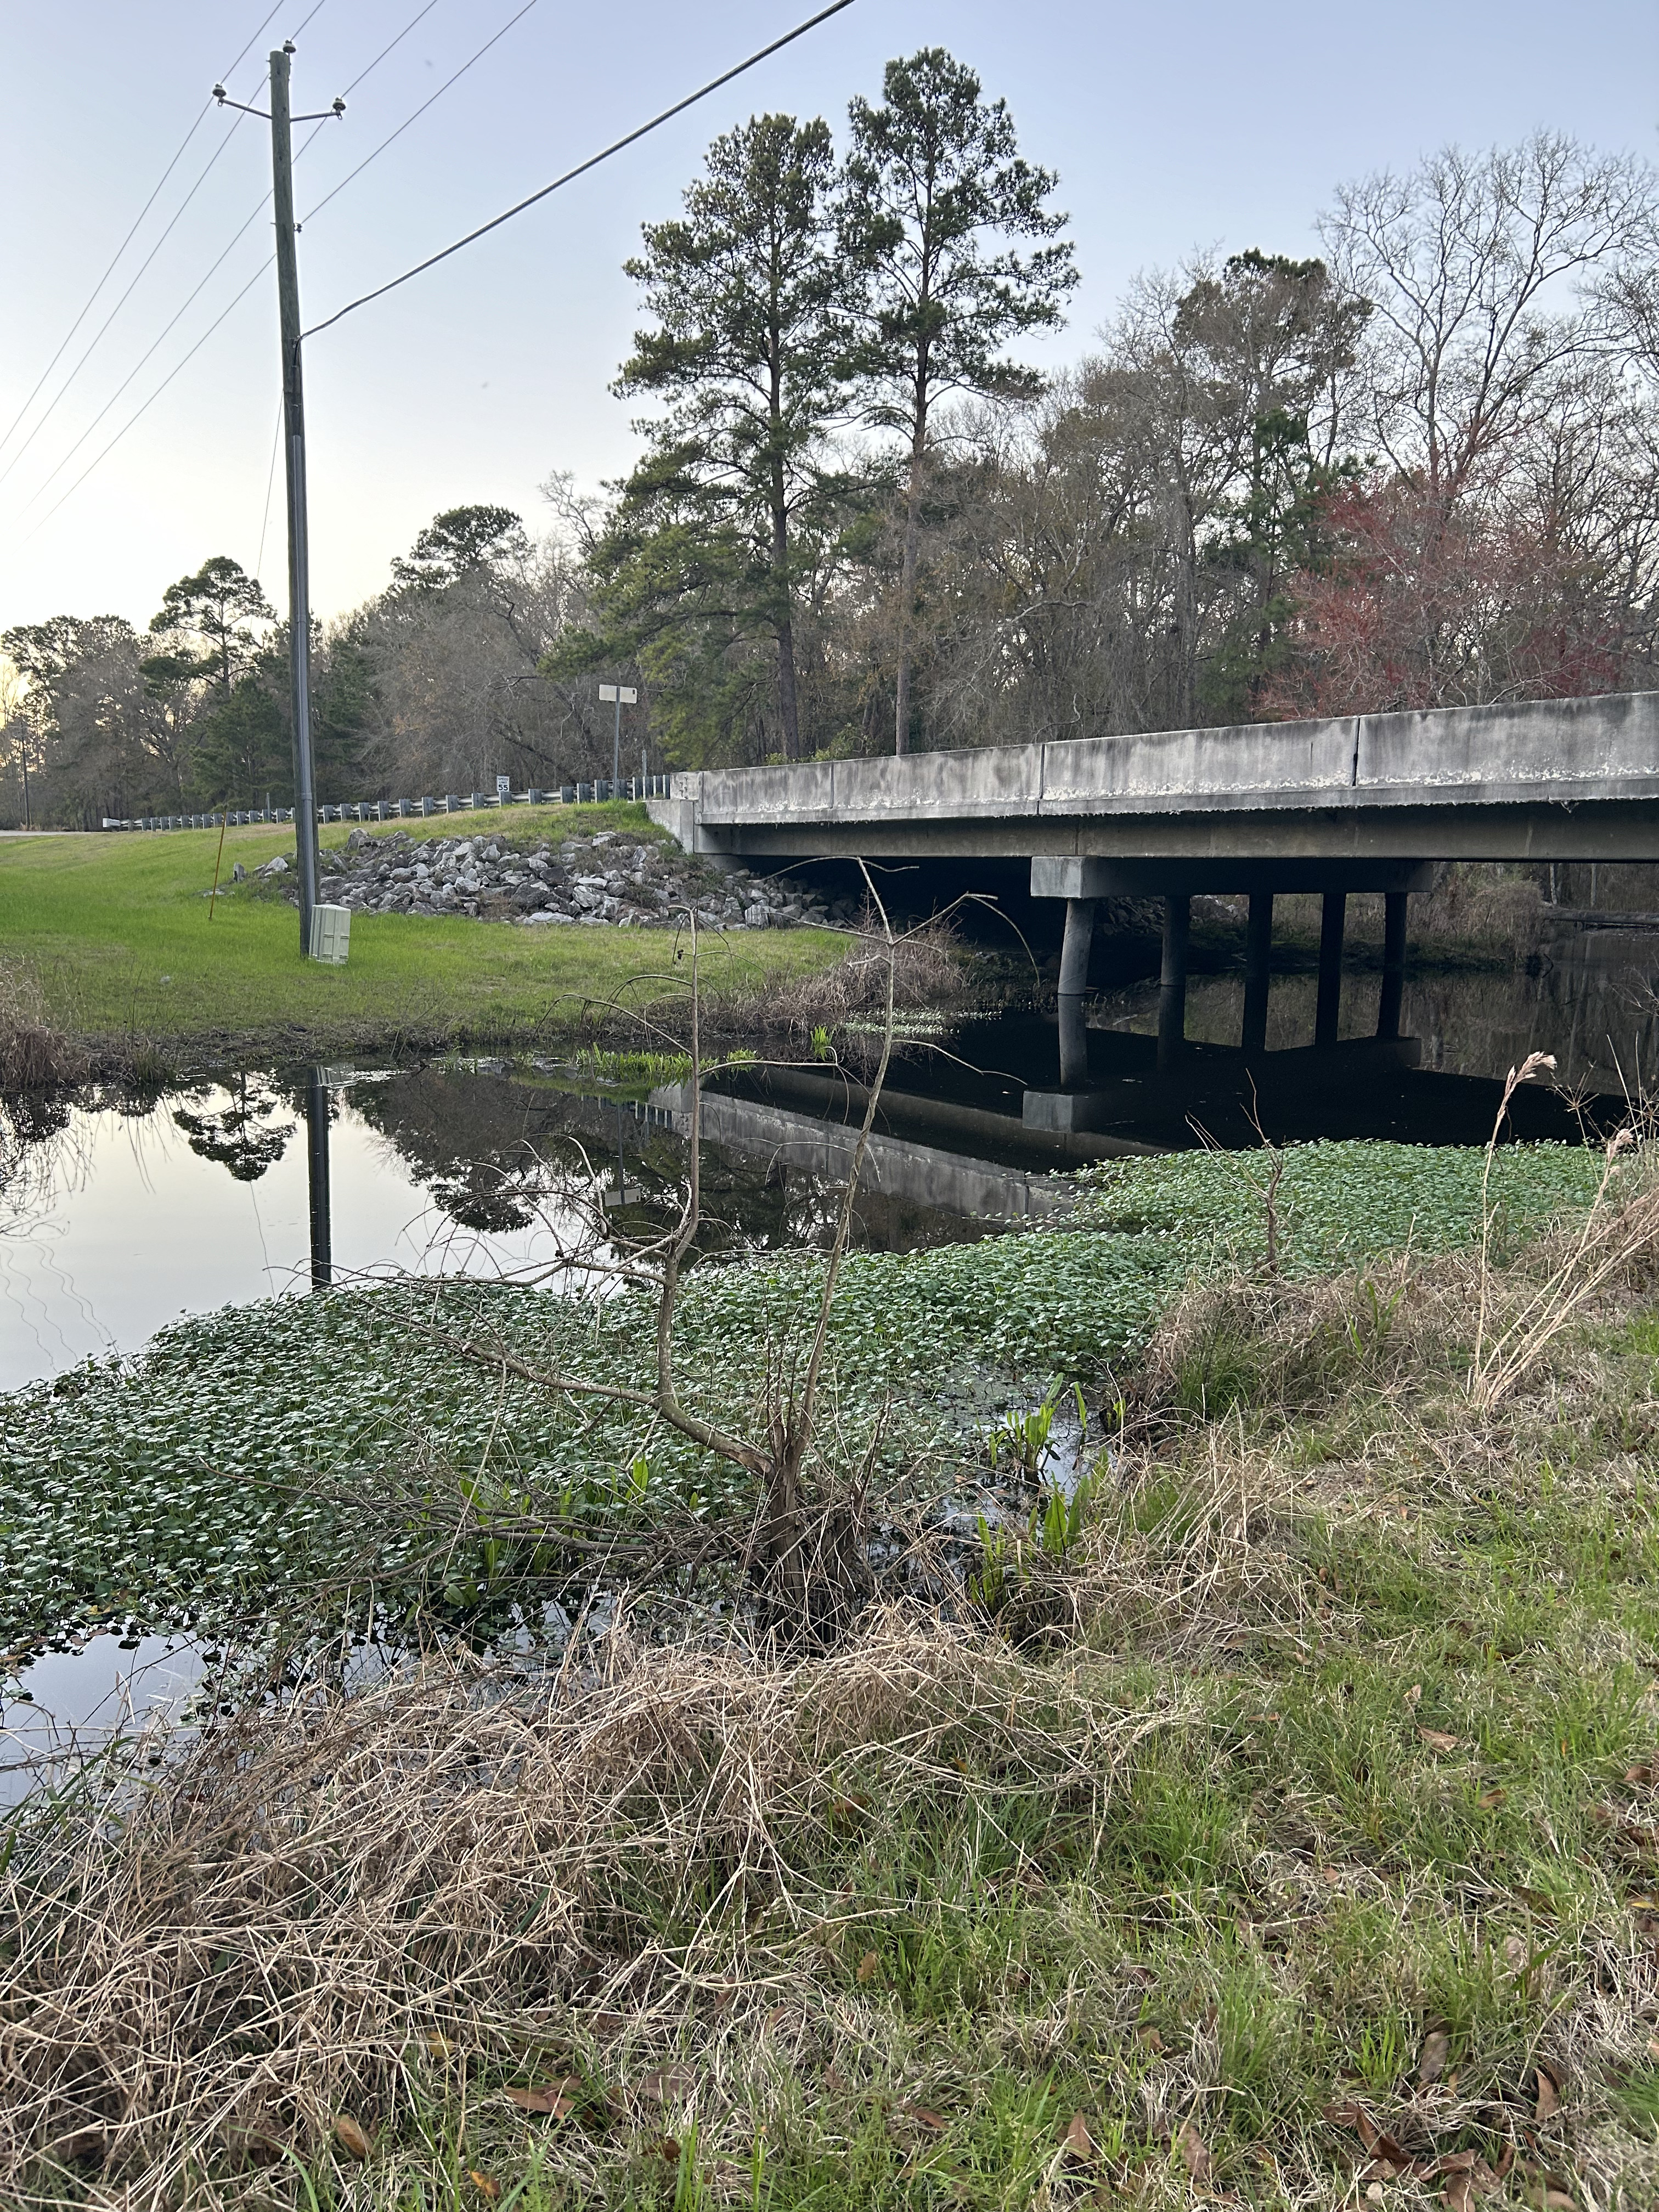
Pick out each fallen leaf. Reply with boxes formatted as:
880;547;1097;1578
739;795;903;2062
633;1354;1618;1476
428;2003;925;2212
1419;2028;1451;2086
1535;2064;1561;2120
1419;1726;1463;1753
1365;2187;1385;2207
1442;2176;1473;2212
424;2033;454;2060
637;2067;697;2106
904;2106;947;2134
650;2137;680;2163
1627;1763;1658;1786
332;2115;371;2161
856;1950;880;1984
1543;2195;1575;2211
1175;2121;1211;2181
1356;2109;1381;2153
1437;2150;1477;2174
1648;2035;1659;2061
1494;2145;1515;2180
1323;2099;1368;2132
469;2175;500;2203
1059;2112;1094;2163
1135;2023;1166;2053
505;2081;578;2119
1406;1683;1424;1707
1477;1787;1507;1810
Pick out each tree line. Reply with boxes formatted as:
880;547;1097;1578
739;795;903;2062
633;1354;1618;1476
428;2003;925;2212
4;48;1657;825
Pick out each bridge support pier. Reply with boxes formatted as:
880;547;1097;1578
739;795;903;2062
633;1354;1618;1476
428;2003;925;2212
1377;891;1408;1039
1056;897;1096;1087
1316;891;1347;1048
1158;895;1190;1070
1058;897;1096;996
1242;892;1273;1056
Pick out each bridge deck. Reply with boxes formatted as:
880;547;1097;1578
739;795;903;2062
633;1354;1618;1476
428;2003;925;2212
653;691;1659;871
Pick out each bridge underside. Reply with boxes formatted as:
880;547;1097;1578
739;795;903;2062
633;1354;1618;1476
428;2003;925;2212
654;692;1659;1086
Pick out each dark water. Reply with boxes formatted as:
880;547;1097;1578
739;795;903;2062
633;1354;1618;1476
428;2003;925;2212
3;929;1653;1395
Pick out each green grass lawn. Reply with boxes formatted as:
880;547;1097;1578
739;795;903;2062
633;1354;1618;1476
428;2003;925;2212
0;804;844;1060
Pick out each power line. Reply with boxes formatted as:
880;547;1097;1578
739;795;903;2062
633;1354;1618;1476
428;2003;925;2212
17;0;856;538
18;112;342;514
303;0;857;338
341;0;446;95
0;1;335;497
24;257;276;544
0;127;251;493
302;0;539;227
8;0;453;533
255;398;284;581
0;0;287;468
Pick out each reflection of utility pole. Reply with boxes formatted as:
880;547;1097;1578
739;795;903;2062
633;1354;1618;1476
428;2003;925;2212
599;683;637;790
306;1067;332;1287
214;50;343;955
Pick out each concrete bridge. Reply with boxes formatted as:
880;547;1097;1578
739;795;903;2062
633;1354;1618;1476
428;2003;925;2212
651;691;1659;1080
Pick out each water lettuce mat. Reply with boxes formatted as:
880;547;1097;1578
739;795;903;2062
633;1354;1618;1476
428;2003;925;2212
0;1140;1607;1662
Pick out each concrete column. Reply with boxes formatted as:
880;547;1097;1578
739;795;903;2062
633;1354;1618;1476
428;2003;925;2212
1058;995;1090;1088
1058;897;1097;997
1315;890;1346;1048
1158;894;1190;1070
1057;898;1097;1086
1242;891;1274;1056
1377;891;1408;1039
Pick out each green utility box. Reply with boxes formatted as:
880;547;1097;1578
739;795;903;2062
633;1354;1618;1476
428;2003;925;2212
309;904;351;964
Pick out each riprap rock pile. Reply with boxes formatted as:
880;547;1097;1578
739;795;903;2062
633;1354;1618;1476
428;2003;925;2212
261;827;850;930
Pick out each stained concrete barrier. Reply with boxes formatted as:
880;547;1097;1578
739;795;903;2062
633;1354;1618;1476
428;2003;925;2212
650;691;1659;865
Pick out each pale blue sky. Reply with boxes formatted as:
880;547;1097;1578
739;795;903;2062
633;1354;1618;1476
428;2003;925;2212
1;0;1654;631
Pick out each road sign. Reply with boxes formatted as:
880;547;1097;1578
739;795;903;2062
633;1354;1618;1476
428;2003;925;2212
597;685;638;704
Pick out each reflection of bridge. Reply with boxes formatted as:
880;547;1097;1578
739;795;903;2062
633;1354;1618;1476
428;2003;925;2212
653;691;1659;1079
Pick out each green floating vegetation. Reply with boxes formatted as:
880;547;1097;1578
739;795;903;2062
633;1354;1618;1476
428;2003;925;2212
0;1139;1609;1660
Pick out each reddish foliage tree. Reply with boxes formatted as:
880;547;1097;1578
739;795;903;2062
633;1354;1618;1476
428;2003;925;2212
1261;472;1634;719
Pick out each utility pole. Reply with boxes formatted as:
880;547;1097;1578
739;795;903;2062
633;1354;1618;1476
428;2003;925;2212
270;46;319;953
217;52;342;953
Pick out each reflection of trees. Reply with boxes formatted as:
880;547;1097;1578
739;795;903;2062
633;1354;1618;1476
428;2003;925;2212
172;1075;295;1183
332;1064;972;1254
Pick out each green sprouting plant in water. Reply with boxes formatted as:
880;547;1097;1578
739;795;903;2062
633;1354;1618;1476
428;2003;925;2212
1031;1448;1103;1564
986;1380;1087;1483
967;1513;1011;1612
810;1024;834;1062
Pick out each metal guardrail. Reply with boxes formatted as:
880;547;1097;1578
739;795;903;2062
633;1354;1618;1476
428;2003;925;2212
100;775;670;833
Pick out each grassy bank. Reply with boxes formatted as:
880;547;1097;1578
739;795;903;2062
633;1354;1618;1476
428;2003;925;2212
5;1137;1657;2207
0;805;845;1062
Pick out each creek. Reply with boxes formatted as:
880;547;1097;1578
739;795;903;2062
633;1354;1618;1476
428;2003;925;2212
1;926;1653;1763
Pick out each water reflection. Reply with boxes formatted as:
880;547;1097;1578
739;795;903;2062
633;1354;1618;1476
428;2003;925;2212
172;1073;295;1183
3;937;1655;1390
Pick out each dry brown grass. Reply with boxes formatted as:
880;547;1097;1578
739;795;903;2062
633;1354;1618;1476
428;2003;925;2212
753;913;967;1039
0;1612;1162;2209
0;958;87;1092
